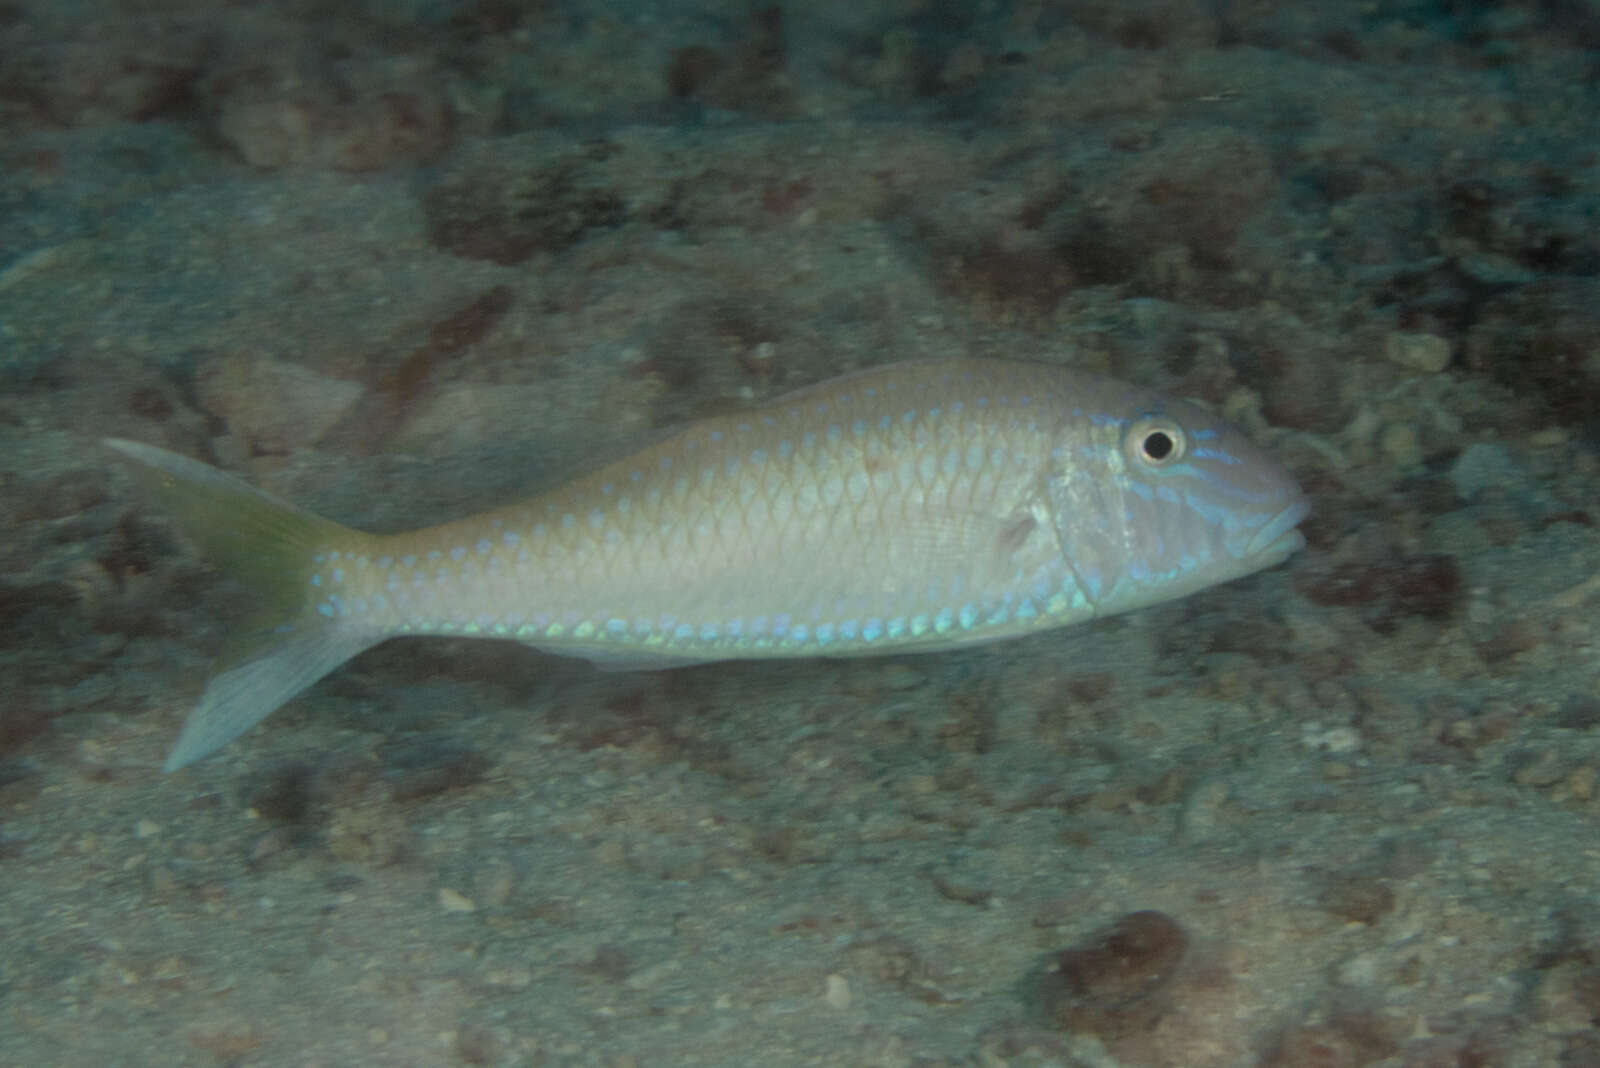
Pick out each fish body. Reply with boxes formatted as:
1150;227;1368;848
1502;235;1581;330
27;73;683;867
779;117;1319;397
107;358;1308;770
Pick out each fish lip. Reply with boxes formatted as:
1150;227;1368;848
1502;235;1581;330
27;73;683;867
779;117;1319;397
1245;495;1311;559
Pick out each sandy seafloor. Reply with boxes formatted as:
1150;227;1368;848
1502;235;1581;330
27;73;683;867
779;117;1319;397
3;2;1600;1065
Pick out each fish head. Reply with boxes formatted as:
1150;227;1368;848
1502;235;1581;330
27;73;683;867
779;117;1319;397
1044;389;1309;618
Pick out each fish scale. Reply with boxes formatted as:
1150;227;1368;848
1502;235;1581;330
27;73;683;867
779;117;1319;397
377;361;1070;657
106;357;1308;770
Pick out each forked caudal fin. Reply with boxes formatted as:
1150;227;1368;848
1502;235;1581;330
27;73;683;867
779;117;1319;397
105;439;381;771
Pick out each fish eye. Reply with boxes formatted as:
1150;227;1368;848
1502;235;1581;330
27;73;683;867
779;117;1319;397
1125;416;1187;468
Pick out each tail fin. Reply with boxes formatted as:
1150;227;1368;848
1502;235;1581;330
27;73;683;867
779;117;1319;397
105;439;382;771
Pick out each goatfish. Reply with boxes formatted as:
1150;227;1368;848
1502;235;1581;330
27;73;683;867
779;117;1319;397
106;357;1309;771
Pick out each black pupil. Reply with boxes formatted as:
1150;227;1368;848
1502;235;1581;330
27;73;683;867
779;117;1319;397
1142;430;1174;461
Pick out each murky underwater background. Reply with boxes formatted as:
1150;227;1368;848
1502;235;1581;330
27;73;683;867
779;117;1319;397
2;1;1599;1065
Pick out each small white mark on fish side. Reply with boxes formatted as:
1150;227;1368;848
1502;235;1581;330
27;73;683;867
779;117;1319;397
332;568;345;583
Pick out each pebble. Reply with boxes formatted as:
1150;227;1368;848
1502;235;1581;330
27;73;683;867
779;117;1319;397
438;887;476;913
1042;910;1190;1038
1384;331;1452;373
1449;442;1522;501
1380;422;1423;468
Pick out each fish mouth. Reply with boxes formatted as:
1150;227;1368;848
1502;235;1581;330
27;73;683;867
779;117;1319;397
1244;495;1311;561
